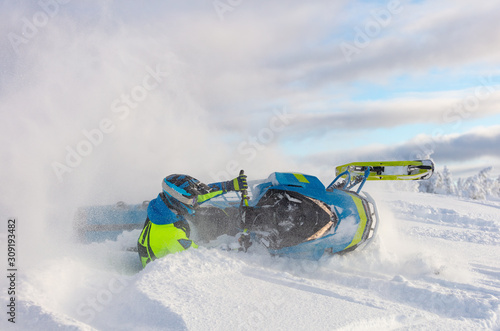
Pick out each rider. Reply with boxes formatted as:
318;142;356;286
137;173;248;268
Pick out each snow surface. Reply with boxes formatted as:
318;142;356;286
2;190;500;330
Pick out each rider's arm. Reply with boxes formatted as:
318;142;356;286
196;187;225;204
197;174;248;204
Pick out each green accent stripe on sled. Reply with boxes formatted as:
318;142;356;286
293;173;309;183
343;160;423;167
344;193;368;250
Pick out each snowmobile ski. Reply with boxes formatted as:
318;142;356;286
335;160;434;181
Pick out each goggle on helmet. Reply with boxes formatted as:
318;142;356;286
162;174;211;207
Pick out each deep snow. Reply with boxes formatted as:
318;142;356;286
1;189;499;330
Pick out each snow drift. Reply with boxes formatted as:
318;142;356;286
2;190;499;330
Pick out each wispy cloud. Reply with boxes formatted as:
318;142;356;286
281;87;500;135
304;125;500;166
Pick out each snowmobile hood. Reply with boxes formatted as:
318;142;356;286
252;172;326;203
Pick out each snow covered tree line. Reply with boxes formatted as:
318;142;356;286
418;166;500;200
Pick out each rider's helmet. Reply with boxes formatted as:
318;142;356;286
162;174;211;213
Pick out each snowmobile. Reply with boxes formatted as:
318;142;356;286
74;160;434;260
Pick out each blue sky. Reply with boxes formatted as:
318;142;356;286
1;0;500;205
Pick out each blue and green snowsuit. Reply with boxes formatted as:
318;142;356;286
137;181;230;268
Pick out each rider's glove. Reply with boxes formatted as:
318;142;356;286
225;174;248;192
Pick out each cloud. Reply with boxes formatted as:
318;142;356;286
279;86;500;136
3;0;500;122
276;0;500;88
1;0;500;211
303;125;500;166
420;125;500;162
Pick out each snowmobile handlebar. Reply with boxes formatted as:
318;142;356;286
239;169;249;207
